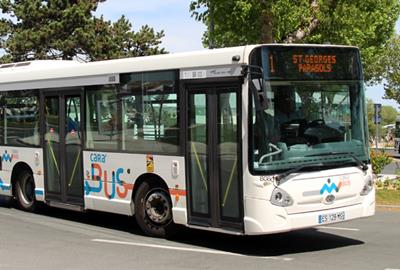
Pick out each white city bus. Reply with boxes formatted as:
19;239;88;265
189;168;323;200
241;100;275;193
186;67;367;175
0;44;374;237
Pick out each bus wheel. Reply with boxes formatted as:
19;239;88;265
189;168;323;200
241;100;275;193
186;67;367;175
134;181;177;238
15;171;37;212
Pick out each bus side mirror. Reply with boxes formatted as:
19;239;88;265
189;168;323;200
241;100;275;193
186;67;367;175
244;65;269;111
258;92;269;110
250;79;269;111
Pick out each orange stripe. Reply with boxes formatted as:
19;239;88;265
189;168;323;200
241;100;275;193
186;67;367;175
169;188;187;196
337;181;343;191
125;183;134;190
116;183;134;198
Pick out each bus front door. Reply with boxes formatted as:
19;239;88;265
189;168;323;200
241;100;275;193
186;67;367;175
42;93;83;206
186;85;243;231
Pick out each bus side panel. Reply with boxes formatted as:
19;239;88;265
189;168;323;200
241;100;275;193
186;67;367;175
83;151;187;223
0;147;44;201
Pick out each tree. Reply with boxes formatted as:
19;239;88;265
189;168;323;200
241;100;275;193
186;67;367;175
381;105;398;127
190;0;400;82
0;0;166;63
376;35;400;104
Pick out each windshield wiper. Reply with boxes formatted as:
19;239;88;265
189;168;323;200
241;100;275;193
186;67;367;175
276;162;326;185
305;151;368;171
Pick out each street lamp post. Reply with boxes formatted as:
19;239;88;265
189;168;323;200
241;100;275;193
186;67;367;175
374;103;382;151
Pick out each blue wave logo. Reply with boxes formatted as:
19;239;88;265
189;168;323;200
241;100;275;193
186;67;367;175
2;151;14;162
320;179;342;195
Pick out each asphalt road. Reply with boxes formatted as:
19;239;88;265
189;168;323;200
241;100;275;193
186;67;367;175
375;148;400;175
386;148;400;159
0;198;399;270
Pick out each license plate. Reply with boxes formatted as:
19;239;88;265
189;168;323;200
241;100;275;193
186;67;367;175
318;211;345;224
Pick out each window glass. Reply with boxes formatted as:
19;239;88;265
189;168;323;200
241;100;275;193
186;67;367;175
250;81;368;173
85;85;119;150
0;91;40;146
120;71;179;153
218;92;240;219
249;47;368;174
44;96;61;193
188;93;208;215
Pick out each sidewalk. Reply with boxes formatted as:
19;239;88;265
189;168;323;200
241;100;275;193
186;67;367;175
376;174;398;181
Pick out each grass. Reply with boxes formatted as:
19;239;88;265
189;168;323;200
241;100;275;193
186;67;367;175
376;189;400;205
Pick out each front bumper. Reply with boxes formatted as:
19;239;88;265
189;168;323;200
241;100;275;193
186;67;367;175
243;191;375;235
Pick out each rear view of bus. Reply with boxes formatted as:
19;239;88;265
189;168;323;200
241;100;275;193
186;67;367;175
245;45;374;234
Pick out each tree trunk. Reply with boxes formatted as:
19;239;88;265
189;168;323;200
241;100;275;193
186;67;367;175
260;1;274;43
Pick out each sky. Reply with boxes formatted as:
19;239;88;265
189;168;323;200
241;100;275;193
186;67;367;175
95;0;206;53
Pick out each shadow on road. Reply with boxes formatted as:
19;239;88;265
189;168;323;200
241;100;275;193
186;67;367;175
0;196;364;257
172;227;364;257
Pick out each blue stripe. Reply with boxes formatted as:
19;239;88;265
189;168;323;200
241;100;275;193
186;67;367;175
0;178;11;191
35;189;44;196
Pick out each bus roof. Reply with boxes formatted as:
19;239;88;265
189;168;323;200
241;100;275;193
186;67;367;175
0;44;358;91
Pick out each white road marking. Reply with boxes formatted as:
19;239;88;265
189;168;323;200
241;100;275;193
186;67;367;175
317;226;360;232
384;268;400;270
91;238;294;261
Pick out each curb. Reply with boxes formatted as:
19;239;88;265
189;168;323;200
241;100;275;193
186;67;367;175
376;204;400;208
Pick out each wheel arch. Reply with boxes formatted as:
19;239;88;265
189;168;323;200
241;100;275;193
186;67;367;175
132;173;170;201
11;162;34;197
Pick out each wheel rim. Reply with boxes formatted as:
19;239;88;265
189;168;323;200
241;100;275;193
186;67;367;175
19;175;35;206
144;189;171;225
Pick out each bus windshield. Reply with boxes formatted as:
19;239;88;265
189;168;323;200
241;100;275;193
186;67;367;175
249;46;369;173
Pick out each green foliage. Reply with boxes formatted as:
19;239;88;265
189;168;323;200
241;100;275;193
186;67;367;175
376;179;383;188
383;179;390;189
378;35;400;104
190;0;311;46
190;0;400;83
190;0;263;46
0;0;166;62
381;106;398;126
391;179;400;190
370;150;392;175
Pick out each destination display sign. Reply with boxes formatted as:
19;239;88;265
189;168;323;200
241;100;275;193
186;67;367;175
259;46;362;81
292;54;336;73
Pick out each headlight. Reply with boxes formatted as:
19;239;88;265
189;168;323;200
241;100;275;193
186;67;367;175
360;175;374;196
271;188;293;207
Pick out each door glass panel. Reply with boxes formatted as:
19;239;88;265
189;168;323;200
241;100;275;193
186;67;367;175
218;92;240;219
65;96;83;197
44;97;61;193
188;93;209;215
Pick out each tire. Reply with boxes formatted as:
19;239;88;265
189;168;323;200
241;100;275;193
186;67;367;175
134;181;177;238
0;195;13;208
15;171;37;212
